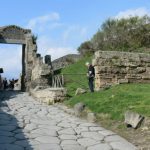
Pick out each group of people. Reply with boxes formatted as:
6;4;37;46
2;78;15;90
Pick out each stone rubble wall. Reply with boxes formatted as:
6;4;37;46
92;51;150;90
30;87;67;104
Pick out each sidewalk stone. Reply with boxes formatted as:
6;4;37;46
87;143;112;150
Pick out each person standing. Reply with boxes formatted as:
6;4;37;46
3;78;8;90
86;62;95;92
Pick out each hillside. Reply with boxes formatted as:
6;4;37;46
61;56;150;149
61;57;150;120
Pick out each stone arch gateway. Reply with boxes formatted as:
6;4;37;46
0;25;38;91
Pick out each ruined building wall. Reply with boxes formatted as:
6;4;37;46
52;54;82;71
92;51;150;90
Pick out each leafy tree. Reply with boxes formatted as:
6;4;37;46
78;15;150;54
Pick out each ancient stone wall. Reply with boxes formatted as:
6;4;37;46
30;87;67;104
31;53;52;89
92;51;150;90
52;54;82;71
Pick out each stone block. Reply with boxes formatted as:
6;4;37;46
87;113;96;123
75;88;87;95
74;103;86;117
30;87;67;104
124;111;144;129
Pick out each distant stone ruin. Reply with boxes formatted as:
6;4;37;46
52;54;81;71
93;51;150;90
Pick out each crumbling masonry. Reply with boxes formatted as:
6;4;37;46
93;51;150;90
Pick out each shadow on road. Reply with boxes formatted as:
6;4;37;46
0;91;33;150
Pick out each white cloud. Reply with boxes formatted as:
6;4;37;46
115;7;150;19
27;12;60;30
37;36;76;60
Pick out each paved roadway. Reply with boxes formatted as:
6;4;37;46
0;91;137;150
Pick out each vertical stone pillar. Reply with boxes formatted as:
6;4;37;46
25;34;37;91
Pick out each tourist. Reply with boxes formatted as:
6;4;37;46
3;78;8;90
9;79;15;90
85;62;95;92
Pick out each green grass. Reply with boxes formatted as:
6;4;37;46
61;56;150;121
64;84;150;120
61;56;92;96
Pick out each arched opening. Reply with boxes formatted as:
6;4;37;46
0;44;25;91
0;25;31;91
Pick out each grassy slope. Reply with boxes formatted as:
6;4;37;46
61;56;92;96
61;56;150;120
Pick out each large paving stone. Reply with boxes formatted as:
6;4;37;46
87;143;112;150
89;126;105;131
74;126;89;134
110;141;137;150
59;134;77;140
58;128;76;135
57;122;72;128
35;136;60;144
77;138;100;147
98;130;116;136
61;140;78;146
31;128;57;136
104;135;127;142
33;144;61;150
38;125;62;131
24;123;37;131
62;144;86;150
81;132;104;141
79;123;98;127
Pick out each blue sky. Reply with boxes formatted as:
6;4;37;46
0;0;150;79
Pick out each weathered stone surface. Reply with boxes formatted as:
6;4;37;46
87;143;112;150
75;88;87;95
58;128;76;135
62;144;85;150
59;134;77;140
110;141;137;150
93;51;150;90
35;136;60;144
74;102;86;116
30;87;67;104
124;111;144;128
98;130;116;136
81;132;104;141
87;112;96;123
0;91;137;149
33;144;61;150
77;138;99;147
61;140;78;146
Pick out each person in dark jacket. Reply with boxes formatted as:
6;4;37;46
86;62;95;92
3;78;8;90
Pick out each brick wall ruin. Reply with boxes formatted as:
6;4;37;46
92;51;150;90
